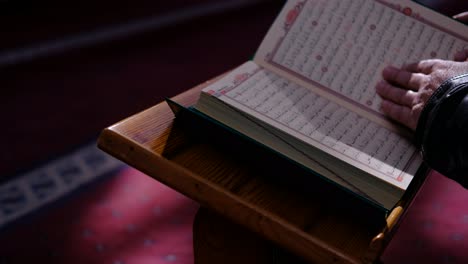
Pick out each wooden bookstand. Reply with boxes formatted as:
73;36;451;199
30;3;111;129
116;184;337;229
98;76;427;264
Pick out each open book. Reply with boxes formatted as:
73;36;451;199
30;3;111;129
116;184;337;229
190;0;468;211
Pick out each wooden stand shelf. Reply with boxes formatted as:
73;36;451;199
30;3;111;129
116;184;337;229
98;76;426;264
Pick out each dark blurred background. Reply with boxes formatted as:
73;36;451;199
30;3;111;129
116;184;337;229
1;0;467;179
0;0;284;178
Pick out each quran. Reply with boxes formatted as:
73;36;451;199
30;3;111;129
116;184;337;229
185;0;468;211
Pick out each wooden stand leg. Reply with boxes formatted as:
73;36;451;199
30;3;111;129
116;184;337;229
193;207;309;264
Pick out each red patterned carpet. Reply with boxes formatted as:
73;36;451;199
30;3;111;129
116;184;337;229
0;143;199;264
1;175;198;264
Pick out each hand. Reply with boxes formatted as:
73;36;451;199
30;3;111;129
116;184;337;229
376;58;468;131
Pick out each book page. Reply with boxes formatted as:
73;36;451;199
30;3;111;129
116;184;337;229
254;0;468;128
199;61;420;190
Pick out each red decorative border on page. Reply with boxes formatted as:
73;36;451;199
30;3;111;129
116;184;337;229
233;73;250;85
284;1;306;30
384;3;427;23
208;69;262;98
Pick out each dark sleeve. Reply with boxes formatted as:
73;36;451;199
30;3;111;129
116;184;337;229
415;73;468;188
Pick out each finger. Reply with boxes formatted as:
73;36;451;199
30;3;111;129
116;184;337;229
382;66;427;91
376;81;417;107
380;100;416;130
453;11;468;22
402;60;436;74
454;49;468;62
